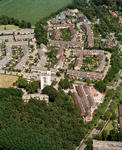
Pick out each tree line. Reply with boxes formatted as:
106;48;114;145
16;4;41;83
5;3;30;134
0;15;31;28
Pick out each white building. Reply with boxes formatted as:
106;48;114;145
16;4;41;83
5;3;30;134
40;71;51;90
23;94;49;103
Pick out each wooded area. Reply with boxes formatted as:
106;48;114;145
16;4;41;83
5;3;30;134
0;86;87;149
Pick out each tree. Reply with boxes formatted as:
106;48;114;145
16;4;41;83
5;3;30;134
56;71;61;77
102;130;108;140
27;22;31;28
86;79;91;85
18;77;28;88
59;78;69;89
111;112;117;120
95;80;107;92
26;81;39;93
104;111;111;120
42;85;58;102
4;26;6;30
0;124;52;150
98;122;105;129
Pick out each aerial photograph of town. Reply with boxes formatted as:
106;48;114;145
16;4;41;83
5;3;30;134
1;0;122;150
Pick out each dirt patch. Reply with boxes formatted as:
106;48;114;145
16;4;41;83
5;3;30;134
0;74;18;88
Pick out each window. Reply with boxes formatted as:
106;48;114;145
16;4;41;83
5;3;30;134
43;77;46;83
43;84;46;87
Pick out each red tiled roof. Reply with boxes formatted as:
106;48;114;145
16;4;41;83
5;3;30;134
112;12;115;16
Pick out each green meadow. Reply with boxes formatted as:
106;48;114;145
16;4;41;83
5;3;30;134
0;0;73;25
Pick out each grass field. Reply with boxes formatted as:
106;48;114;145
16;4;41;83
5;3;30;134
105;120;114;134
0;0;73;26
0;74;18;88
0;25;21;30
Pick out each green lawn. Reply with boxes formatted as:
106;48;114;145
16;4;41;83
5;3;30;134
105;120;114;134
115;106;119;118
0;25;21;30
0;0;73;26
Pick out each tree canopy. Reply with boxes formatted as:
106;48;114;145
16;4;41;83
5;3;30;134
95;80;107;92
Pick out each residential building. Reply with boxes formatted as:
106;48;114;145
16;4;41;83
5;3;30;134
31;66;57;75
58;13;65;20
0;46;2;57
40;43;48;52
74;54;83;70
73;85;97;121
50;18;58;24
72;49;104;56
5;45;12;56
95;54;106;73
15;34;34;40
49;40;67;46
61;20;66;24
71;92;86;116
22;44;29;55
53;24;74;29
15;29;34;34
82;23;94;47
44;26;53;31
23;94;49;103
6;41;28;47
38;48;46;67
69;26;76;36
37;57;47;67
14;55;29;70
0;35;13;42
56;45;64;58
0;30;15;35
77;14;86;22
105;40;113;48
119;105;122;131
67;41;81;47
93;140;122;150
67;70;102;80
55;55;65;69
0;55;12;68
54;29;62;39
14;44;29;70
40;71;51;90
38;48;46;59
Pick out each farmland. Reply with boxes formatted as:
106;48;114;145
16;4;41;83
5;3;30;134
0;0;73;26
0;74;18;88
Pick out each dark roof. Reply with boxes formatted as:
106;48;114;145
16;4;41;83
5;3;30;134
83;85;91;95
49;40;67;46
77;14;85;18
69;26;76;36
56;45;64;57
58;55;65;62
87;95;96;108
105;40;113;48
76;85;86;98
120;117;122;131
82;23;94;47
71;92;85;115
119;105;122;117
69;83;73;89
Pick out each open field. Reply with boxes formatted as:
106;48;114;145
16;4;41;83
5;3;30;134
0;0;73;26
0;74;18;88
0;25;21;30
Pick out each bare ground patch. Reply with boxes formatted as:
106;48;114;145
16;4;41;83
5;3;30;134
0;74;18;88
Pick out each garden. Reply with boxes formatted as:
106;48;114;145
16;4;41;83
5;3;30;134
80;55;99;72
45;48;58;68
